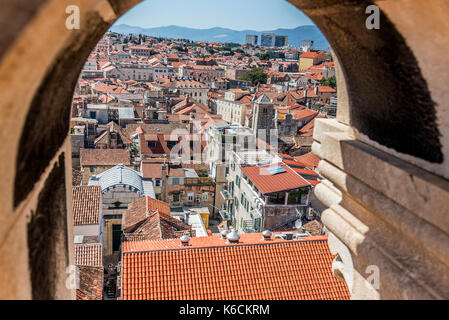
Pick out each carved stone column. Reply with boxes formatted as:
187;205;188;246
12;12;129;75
312;118;449;299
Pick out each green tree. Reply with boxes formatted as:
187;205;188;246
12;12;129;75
319;76;337;89
241;67;268;85
256;52;270;61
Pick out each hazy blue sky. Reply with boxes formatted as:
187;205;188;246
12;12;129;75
114;0;314;30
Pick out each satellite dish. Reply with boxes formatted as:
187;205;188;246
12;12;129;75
294;219;302;229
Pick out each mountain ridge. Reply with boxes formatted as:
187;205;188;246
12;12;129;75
109;24;329;49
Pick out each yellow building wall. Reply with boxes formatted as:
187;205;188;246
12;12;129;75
298;57;314;71
200;213;209;229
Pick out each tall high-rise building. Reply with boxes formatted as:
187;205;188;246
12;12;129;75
245;34;258;46
261;33;276;47
261;33;288;47
274;35;288;47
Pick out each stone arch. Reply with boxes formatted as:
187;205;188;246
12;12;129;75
0;0;448;299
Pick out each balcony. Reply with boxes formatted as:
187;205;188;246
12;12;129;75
218;207;232;221
220;187;233;202
266;189;309;206
242;218;262;233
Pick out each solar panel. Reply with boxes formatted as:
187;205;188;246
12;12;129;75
266;165;286;175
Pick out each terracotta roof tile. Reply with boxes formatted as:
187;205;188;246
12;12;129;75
241;163;310;194
76;266;103;300
123;197;194;241
303;220;325;236
294;152;320;170
75;243;102;267
141;162;163;179
72;168;82;186
121;234;349;300
80;148;130;166
72;186;102;225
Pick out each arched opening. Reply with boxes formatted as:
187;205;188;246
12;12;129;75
1;0;448;300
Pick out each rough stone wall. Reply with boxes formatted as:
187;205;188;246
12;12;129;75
291;0;449;299
0;0;140;299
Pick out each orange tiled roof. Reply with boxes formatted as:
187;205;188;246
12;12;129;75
72;186;102;225
121;234;350;300
291;167;319;176
74;243;102;267
241;162;310;194
300;51;319;58
294;152;320;170
80;148;130;166
292;108;318;121
76;266;103;300
141;162;163;179
318;85;337;93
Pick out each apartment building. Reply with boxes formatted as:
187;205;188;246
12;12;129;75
129;45;154;57
245;34;258;46
223;150;311;233
261;33;276;47
261;33;288;47
181;65;225;80
225;66;249;81
216;89;252;126
298;51;331;71
103;60;154;81
156;79;210;105
205;124;259;219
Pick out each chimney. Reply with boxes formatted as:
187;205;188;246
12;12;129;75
106;123;111;148
180;235;190;246
185;211;190;225
226;231;240;244
161;158;168;203
261;230;272;241
220;230;229;239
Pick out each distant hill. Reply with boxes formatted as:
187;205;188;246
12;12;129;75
109;24;329;49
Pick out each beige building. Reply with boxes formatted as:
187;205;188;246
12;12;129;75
114;60;155;81
155;79;210;105
216;89;252;126
225;67;249;81
129;45;154;57
298;51;331;71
